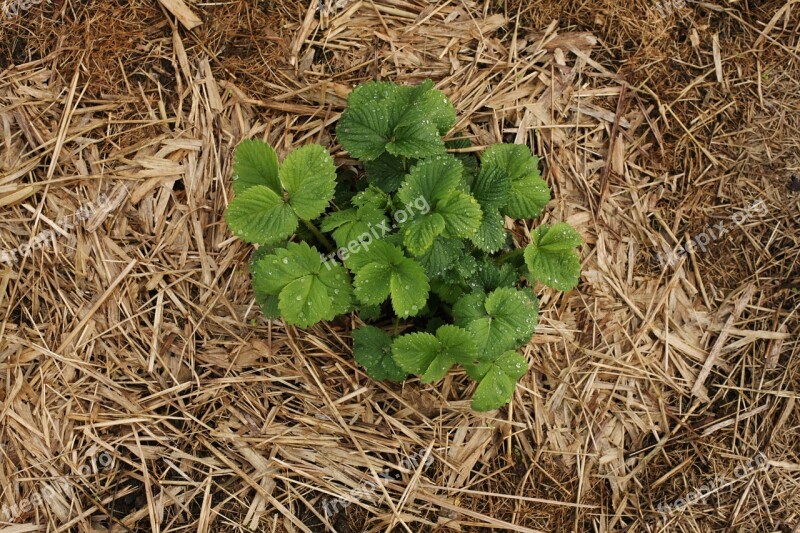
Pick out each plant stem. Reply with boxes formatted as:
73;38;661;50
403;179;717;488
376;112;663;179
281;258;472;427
392;317;401;336
303;220;335;252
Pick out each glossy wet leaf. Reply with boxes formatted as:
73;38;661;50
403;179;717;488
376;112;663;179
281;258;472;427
352;326;407;382
391;325;476;383
470;351;528;411
524;223;582;291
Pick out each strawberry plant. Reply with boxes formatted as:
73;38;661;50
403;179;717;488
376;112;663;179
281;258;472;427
225;80;581;411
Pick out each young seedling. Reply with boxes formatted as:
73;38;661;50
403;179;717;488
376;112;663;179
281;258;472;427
226;79;582;411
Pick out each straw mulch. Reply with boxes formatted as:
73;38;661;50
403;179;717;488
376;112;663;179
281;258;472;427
1;1;798;532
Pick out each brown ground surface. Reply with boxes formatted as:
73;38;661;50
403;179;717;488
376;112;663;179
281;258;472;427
1;1;799;532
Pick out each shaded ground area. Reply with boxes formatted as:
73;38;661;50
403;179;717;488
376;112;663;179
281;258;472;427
0;0;798;531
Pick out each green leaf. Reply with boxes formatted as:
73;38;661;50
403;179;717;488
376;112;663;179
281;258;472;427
382;232;405;248
253;252;298;295
352;326;408;382
351;242;429;317
402;213;445;255
227;143;336;243
471;166;511;209
467;260;517;292
397;156;463;207
364;152;408;193
358;303;382;321
321;206;387;250
391;325;476;383
232;139;280;195
470;351;528;411
437;191;483;238
531;222;583;250
253;290;281;319
352;184;390;210
226;185;297;244
336;103;391;161
320;208;358;232
389;259;430;318
471;209;506;253
384;80;453;158
251;249;287;317
400;79;456;136
279;144;337;220
417;238;463;278
430;278;467;305
480;144;551;219
524;223;582;290
469;163;510;253
250;255;281;319
397;155;482;240
454;253;478;279
336;81;397;161
337;80;453;161
249;244;279;264
505;175;551;219
279;275;333;328
453;287;539;357
318;262;355;316
481;144;539;182
391;332;439;378
346;239;403;272
347;80;400;108
252;242;352;327
353;262;393;305
386;121;444;159
451;292;486;324
390;155;482;242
